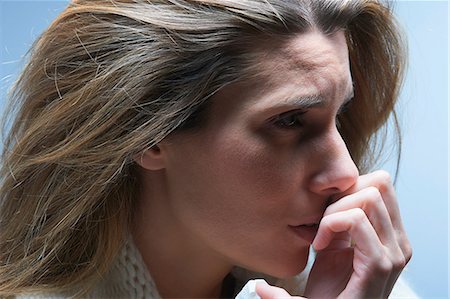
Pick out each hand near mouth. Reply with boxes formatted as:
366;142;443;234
305;170;412;298
256;170;412;299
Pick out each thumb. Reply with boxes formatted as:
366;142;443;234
256;282;305;299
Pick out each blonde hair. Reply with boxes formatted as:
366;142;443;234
0;0;405;296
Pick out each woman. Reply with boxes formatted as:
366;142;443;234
0;0;416;298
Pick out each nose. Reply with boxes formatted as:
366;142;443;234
308;128;359;197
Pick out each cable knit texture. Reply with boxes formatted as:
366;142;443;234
16;238;419;298
90;240;160;298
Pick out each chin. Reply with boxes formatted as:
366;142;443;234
271;258;309;278
256;247;311;279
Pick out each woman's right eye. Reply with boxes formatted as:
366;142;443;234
270;110;307;130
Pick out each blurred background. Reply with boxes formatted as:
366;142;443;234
0;1;448;298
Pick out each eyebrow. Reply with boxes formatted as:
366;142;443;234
279;94;326;109
269;88;355;112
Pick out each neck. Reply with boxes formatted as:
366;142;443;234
132;170;233;298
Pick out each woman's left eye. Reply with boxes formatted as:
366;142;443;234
271;110;306;129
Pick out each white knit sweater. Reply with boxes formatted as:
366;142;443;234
18;239;419;298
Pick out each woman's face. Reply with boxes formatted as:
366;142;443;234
154;30;359;277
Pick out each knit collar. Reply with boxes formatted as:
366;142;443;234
91;238;311;298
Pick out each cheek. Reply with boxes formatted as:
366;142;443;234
212;133;306;212
164;129;312;276
167;134;297;225
220;143;288;197
196;139;312;275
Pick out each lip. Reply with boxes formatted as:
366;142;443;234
289;224;319;244
291;215;323;227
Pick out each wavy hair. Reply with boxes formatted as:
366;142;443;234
0;0;405;296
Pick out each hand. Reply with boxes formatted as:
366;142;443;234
256;282;306;299
255;170;412;299
305;170;412;298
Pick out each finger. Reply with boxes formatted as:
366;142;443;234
305;247;354;298
313;208;383;257
333;170;402;229
359;171;412;264
316;206;408;299
313;209;392;298
324;186;397;246
332;170;412;262
316;231;351;250
255;282;305;299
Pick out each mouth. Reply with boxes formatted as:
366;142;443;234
288;223;320;244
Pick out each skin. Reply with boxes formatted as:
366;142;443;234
256;170;412;298
133;29;411;298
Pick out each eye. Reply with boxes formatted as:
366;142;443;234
271;110;306;129
336;99;352;129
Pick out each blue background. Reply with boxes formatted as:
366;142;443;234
0;1;448;298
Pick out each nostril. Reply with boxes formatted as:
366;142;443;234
327;190;345;205
326;187;340;194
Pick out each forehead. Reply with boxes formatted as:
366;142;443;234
247;29;351;96
206;30;353;122
271;30;347;70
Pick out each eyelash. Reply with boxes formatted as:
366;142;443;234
336;101;352;128
271;110;307;129
270;99;352;131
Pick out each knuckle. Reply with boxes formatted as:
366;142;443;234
375;257;393;274
374;170;392;191
375;169;392;183
351;207;366;222
391;255;407;270
365;188;383;207
365;186;382;201
403;241;413;264
397;233;413;263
